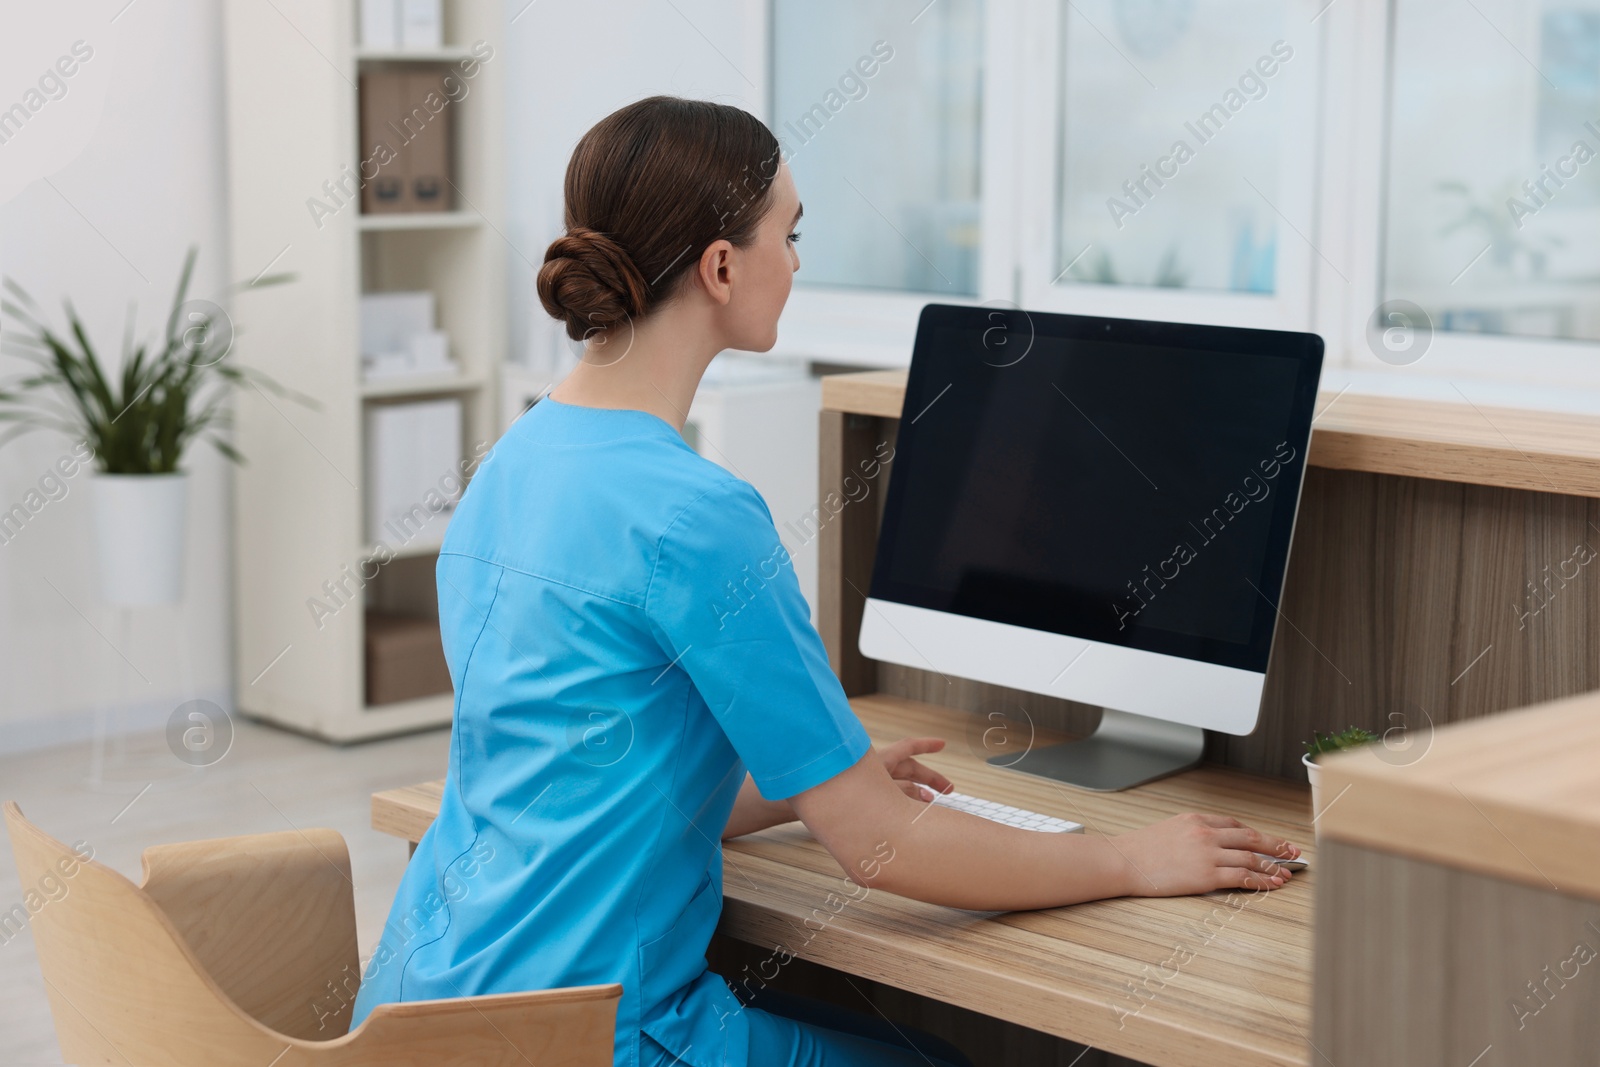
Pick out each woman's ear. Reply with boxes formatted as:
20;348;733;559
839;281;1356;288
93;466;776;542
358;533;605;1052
695;239;736;307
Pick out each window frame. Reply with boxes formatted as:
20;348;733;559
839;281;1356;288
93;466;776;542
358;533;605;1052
1016;0;1326;333
1335;0;1600;390
762;0;1012;367
764;0;1600;391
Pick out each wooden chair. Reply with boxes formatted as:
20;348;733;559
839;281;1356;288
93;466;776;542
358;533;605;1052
3;801;621;1066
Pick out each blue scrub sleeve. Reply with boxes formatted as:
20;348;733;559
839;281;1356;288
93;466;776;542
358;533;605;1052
646;478;874;801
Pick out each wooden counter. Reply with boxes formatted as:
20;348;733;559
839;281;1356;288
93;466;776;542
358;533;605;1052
1317;687;1600;900
1311;690;1600;1064
822;369;1600;498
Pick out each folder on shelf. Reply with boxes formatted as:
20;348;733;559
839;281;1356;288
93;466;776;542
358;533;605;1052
358;71;407;213
364;398;463;548
403;69;452;211
358;68;455;213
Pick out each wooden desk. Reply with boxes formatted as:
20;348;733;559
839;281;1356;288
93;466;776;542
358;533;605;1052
373;693;1316;1067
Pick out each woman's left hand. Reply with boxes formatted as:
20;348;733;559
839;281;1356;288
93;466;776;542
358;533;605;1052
880;737;954;801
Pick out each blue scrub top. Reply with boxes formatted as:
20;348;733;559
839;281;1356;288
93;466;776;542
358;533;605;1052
348;395;874;1067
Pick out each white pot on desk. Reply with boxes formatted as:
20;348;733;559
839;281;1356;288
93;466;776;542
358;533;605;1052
1303;751;1323;830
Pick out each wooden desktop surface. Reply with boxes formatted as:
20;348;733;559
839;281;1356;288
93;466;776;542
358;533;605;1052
371;693;1316;1067
821;369;1600;498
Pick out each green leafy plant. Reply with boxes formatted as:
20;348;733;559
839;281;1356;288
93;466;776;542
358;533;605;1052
0;245;316;473
1303;725;1379;760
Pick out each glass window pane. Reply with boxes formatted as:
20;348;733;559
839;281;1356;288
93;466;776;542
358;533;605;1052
1055;1;1289;293
770;0;983;295
1385;0;1600;342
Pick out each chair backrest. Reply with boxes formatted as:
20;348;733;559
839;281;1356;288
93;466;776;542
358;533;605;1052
3;799;303;1064
138;823;362;1040
4;800;624;1067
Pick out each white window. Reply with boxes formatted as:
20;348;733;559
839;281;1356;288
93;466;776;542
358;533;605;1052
768;0;988;366
766;0;1600;388
770;1;983;294
1018;0;1323;330
1382;0;1600;345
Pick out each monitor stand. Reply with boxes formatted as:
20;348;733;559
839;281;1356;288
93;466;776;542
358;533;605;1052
988;708;1205;792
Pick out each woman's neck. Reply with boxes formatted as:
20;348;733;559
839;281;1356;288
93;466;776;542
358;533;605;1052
547;312;720;433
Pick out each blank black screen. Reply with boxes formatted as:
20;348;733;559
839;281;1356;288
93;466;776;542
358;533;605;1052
869;305;1323;673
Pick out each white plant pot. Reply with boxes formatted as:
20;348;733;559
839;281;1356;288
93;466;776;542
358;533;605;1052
1303;751;1323;828
91;472;188;606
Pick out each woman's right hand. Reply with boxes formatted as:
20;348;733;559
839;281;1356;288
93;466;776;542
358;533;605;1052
1107;812;1301;897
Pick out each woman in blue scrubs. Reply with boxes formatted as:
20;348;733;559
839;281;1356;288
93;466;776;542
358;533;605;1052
350;95;1299;1067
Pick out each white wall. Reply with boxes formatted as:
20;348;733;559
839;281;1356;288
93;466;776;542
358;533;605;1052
504;0;766;378
0;0;232;752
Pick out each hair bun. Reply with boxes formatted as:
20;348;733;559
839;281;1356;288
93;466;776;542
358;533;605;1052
537;226;651;341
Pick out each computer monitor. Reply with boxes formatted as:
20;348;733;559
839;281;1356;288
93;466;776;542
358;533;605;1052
859;304;1324;791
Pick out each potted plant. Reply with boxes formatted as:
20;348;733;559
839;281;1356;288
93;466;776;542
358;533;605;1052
1303;725;1379;822
0;245;313;605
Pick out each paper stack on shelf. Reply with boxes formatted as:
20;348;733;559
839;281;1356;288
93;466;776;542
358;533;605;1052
360;290;458;381
398;0;443;49
364;397;463;548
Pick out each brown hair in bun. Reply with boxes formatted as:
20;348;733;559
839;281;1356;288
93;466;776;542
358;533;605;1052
537;95;781;342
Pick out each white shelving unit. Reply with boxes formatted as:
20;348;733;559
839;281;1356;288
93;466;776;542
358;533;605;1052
222;0;506;741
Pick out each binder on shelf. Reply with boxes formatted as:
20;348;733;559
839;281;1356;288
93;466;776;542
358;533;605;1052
358;71;407;213
364;397;464;548
403;69;451;211
357;69;455;213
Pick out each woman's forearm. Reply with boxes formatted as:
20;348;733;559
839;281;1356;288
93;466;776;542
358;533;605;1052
721;773;796;839
860;801;1134;909
792;752;1296;908
789;754;1135;908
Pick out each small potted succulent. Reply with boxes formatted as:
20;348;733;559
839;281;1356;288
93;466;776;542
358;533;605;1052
1303;726;1379;821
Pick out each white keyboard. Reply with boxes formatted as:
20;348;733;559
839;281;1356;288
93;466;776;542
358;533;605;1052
919;786;1084;834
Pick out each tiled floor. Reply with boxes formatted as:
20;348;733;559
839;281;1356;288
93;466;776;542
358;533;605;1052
0;713;451;1065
